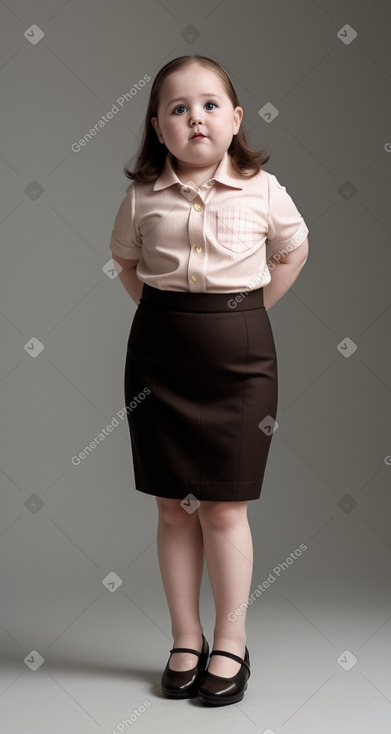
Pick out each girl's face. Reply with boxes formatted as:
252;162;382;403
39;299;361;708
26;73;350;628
151;64;243;170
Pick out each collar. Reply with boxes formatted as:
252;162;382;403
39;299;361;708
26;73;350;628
153;149;244;191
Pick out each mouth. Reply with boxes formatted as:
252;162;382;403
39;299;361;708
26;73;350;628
190;133;206;139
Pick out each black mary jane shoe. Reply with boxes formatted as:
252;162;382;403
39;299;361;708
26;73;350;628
161;633;209;698
197;646;251;705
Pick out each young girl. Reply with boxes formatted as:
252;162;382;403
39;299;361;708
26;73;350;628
109;55;309;706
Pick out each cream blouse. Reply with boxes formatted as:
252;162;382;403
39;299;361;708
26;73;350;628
109;150;309;293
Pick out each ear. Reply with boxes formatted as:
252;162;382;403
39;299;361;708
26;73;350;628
233;107;244;135
151;116;164;143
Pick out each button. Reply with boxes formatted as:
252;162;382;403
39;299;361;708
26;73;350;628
193;245;203;253
200;179;214;190
193;203;203;212
191;274;198;282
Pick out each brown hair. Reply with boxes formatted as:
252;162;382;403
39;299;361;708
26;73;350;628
123;55;270;183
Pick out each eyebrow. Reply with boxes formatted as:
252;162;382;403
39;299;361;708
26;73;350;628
166;93;223;108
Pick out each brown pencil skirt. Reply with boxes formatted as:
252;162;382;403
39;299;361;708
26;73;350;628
123;283;278;502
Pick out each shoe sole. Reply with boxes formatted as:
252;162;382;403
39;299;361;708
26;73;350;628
198;682;248;705
162;687;199;699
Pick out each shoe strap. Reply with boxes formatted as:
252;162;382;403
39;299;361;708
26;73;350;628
169;634;206;657
209;649;250;674
169;646;202;657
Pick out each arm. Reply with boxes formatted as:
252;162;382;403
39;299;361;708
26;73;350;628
112;255;144;306
263;238;309;311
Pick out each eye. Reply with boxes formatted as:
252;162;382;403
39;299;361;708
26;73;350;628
172;101;218;114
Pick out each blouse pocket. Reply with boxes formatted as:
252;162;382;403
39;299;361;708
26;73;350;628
216;208;263;253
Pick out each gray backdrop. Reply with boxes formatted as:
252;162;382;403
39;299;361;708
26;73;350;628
1;1;390;733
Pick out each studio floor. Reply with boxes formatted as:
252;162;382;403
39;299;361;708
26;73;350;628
1;592;390;734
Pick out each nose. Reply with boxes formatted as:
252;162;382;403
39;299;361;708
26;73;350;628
190;108;204;126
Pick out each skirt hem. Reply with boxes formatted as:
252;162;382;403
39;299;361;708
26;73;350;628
133;480;264;502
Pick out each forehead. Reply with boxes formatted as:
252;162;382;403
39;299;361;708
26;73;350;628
159;64;227;98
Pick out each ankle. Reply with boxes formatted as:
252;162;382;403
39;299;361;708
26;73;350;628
212;633;246;654
172;626;204;645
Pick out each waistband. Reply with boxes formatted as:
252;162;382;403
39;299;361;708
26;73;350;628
139;283;264;312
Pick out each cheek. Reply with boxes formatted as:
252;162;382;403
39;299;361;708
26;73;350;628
222;112;233;126
209;113;225;128
169;119;185;137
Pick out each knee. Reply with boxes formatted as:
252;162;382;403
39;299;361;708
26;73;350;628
156;497;197;526
197;501;248;531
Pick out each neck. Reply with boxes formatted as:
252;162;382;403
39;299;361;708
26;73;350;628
172;154;224;186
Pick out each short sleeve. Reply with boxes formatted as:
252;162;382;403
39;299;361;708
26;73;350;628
109;181;142;259
266;173;309;255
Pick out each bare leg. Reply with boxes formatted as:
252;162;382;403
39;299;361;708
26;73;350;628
197;500;253;677
156;497;204;671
